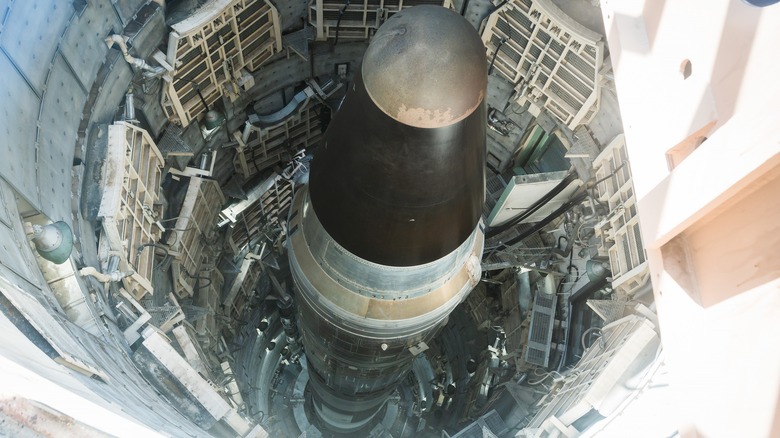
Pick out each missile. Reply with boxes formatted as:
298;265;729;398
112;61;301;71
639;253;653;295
287;5;486;433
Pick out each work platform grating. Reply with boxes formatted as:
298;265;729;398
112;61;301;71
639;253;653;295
309;0;454;41
521;310;660;437
481;0;603;129
163;0;283;126
234;102;323;180
228;177;294;253
194;267;224;349
592;135;649;298
525;284;557;368
167;176;226;298
98;122;165;301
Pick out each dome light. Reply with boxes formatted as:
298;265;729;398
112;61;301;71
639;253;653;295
30;221;73;265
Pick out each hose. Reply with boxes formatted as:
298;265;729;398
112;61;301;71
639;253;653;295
105;35;165;76
79;267;133;283
187;274;212;289
134;243;171;271
488;38;508;76
527;368;562;385
581;327;605;351
557;235;569;252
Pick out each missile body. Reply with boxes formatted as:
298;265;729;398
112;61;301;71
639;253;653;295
287;5;486;433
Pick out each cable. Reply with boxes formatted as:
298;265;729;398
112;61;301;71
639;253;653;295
556;258;583;371
499;191;588;249
556;301;573;372
592;162;627;188
542;274;570;370
566;265;580;284
157;216;182;223
488;38;508;76
557;235;568;252
133;243;170;271
581;327;604;351
459;0;470;15
134;76;162;96
527;368;562;385
177;77;212;113
186;270;213;289
508;102;526;116
482;0;509;24
486;172;576;238
576;220;594;244
163;225;196;248
334;0;350;47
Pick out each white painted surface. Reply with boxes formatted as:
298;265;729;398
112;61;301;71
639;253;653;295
601;0;780;436
0;310;164;437
488;172;581;227
142;331;232;419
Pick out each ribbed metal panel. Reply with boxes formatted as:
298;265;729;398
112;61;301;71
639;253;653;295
485;174;508;214
483;409;509;436
157;124;192;158
587;299;628;324
523;313;660;434
524;290;557;367
450;410;508;438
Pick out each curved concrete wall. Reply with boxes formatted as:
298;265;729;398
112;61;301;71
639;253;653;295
0;1;215;435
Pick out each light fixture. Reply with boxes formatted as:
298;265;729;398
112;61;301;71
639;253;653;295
204;110;225;130
201;110;225;140
190;77;224;139
743;0;780;6
30;221;73;264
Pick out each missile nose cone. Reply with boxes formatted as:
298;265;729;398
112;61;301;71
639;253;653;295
308;5;486;266
362;5;488;128
291;8;487;431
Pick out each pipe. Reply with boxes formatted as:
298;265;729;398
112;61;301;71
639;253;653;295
124;88;135;121
79;267;133;283
105;35;165;76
